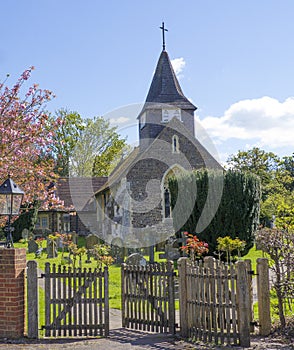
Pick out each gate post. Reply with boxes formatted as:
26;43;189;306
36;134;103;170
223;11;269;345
256;258;271;336
121;263;126;328
178;257;188;338
27;260;39;339
244;259;254;333
167;261;176;334
0;248;26;339
104;266;109;336
236;260;251;347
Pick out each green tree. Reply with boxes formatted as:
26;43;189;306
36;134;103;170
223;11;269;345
169;169;261;255
227;147;280;197
227;148;294;227
92;138;131;176
48;109;84;176
11;200;40;241
281;154;294;191
69;117;127;177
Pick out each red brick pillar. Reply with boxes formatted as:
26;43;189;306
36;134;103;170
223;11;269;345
0;248;26;338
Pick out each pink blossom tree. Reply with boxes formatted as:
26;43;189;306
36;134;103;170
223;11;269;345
0;67;59;208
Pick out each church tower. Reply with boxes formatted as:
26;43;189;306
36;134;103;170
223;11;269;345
95;23;221;248
138;23;197;149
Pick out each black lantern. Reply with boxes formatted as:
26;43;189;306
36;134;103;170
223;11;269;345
0;176;24;248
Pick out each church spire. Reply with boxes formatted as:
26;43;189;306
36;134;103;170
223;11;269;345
144;50;196;110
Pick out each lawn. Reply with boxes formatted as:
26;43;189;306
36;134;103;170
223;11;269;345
241;244;267;272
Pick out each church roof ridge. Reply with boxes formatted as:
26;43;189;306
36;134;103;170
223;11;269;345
144;50;196;110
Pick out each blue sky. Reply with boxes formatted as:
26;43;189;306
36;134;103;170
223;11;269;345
1;0;294;163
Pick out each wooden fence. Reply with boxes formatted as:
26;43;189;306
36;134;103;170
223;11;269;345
27;261;109;338
121;261;176;334
178;257;251;347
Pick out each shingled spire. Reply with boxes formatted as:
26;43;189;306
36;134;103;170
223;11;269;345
145;50;196;110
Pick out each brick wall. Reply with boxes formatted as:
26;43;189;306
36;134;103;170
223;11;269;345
0;248;26;338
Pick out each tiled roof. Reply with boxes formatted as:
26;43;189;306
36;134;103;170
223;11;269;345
144;50;196;110
57;177;107;211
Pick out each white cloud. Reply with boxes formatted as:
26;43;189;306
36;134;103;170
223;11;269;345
200;96;294;149
109;116;130;125
171;57;185;78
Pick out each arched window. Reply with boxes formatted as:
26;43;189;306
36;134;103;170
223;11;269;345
172;135;179;153
164;187;171;218
162;166;184;220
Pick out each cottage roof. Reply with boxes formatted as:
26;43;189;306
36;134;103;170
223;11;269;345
57;177;107;211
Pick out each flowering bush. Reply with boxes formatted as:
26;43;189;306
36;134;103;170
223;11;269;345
68;242;87;268
181;232;209;261
90;243;114;269
35;237;45;248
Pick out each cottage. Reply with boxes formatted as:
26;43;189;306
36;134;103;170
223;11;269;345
35;177;107;236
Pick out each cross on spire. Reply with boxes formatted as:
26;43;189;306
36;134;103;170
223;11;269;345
160;22;168;51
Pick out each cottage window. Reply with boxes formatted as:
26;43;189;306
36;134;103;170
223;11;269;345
36;215;49;229
41;217;48;228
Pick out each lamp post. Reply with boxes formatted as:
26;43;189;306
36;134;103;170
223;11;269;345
0;176;24;248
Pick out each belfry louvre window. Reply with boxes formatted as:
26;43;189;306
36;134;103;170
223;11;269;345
162;108;181;123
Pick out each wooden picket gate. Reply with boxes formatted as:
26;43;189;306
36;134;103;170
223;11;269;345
121;262;176;334
27;261;109;338
178;257;251;347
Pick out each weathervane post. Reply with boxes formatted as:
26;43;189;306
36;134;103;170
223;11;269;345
160;22;168;51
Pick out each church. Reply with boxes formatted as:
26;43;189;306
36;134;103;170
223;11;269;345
94;25;222;249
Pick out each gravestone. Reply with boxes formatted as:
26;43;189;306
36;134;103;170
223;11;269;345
165;245;180;260
85;234;99;249
111;245;124;264
56;237;63;249
159;235;181;260
28;240;38;254
47;239;57;258
125;253;147;266
21;228;29;240
111;238;125;264
71;231;78;244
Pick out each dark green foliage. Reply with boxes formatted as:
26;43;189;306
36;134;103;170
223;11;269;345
12;200;40;241
169;169;261;256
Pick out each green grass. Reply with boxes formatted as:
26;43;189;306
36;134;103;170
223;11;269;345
241;244;267;272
